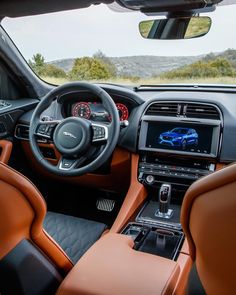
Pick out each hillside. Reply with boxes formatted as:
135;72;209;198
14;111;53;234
204;49;236;68
49;55;202;78
48;49;236;79
160;49;236;79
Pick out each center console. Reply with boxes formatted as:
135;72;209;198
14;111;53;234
119;101;223;263
135;101;222;230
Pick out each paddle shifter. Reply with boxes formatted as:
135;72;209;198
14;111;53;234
155;184;173;219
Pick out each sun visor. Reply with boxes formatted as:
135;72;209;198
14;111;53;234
115;0;223;13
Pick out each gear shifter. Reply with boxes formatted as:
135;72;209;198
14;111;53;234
155;184;173;219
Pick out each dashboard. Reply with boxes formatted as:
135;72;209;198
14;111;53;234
17;84;236;165
14;83;236;192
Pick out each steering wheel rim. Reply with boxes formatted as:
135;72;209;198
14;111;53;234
29;82;120;176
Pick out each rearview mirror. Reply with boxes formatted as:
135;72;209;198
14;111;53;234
139;16;211;40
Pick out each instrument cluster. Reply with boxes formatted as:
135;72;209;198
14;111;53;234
71;101;129;122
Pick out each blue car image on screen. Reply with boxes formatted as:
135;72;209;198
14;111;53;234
158;128;199;150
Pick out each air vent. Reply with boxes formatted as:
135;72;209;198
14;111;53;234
15;124;29;140
185;104;221;120
145;103;180;116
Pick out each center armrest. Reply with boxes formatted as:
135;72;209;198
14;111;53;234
56;233;180;295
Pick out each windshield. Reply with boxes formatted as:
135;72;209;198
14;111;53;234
2;3;236;86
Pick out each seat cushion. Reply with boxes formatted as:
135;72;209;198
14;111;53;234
43;211;107;264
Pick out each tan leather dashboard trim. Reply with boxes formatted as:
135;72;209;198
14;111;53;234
0;139;12;164
21;141;131;193
56;233;180;295
110;153;148;233
215;163;226;171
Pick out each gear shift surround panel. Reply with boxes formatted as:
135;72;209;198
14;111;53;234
155;208;174;219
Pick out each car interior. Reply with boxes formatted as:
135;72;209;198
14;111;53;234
0;0;236;294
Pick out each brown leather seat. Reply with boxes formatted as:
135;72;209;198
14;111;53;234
0;161;107;294
0;162;73;272
181;163;236;295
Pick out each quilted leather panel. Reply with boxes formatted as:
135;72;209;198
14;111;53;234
43;212;107;264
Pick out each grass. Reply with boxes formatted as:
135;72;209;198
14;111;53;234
41;76;236;86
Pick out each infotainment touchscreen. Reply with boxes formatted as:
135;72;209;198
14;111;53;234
146;122;213;155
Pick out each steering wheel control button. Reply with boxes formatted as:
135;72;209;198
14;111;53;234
46;125;55;137
37;124;47;134
92;124;108;142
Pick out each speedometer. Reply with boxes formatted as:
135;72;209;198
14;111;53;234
116;103;129;121
72;102;91;119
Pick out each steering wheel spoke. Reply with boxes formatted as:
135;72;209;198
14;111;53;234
35;120;61;140
91;123;109;144
58;155;86;171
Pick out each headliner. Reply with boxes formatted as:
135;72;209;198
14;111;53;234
0;0;113;18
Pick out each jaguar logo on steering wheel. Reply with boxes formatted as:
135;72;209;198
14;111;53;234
63;131;77;139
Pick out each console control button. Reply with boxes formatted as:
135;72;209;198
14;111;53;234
146;175;155;184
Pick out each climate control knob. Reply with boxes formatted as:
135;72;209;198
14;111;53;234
146;175;155;184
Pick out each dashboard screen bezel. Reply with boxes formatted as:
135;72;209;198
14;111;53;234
139;116;221;158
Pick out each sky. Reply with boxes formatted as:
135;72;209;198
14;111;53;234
2;3;236;62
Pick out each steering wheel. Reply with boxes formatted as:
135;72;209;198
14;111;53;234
29;82;120;176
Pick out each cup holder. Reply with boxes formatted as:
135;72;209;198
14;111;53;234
155;229;175;237
122;223;184;261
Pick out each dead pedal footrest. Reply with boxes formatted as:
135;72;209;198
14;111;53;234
96;198;115;212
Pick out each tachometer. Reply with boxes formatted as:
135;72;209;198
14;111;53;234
116;103;129;121
72;102;91;119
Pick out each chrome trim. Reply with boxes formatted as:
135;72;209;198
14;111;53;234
58;161;73;171
58;158;77;171
35;132;51;139
0;100;12;111
14;124;29;141
155;209;174;219
143;100;223;123
62;131;77;139
136;216;182;231
39;120;61;125
14;124;47;143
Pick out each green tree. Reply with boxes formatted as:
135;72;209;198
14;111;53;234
160;57;236;79
93;50;117;77
29;53;67;78
42;64;67;78
69;57;112;80
28;53;45;75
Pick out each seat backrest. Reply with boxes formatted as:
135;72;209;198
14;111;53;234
0;162;73;294
181;163;236;295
